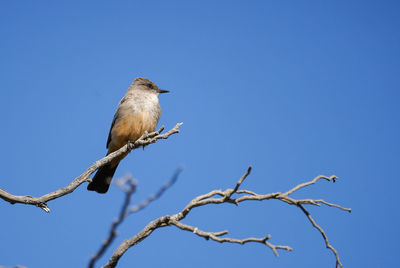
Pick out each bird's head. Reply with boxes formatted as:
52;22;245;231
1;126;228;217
133;77;169;95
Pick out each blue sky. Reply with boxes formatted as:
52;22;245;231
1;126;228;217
0;1;399;267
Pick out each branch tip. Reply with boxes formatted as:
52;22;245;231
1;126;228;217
232;166;252;193
262;235;271;242
38;203;50;213
247;165;252;173
157;125;165;133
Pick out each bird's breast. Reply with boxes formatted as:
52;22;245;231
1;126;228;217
108;98;161;152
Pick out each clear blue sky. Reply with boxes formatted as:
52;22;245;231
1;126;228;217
1;1;399;267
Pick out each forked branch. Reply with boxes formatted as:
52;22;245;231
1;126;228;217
103;166;350;268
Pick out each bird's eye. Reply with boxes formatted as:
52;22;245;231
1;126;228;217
147;83;153;89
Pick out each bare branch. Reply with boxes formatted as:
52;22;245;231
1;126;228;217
298;204;343;268
231;165;252;194
104;216;171;268
0;123;183;212
88;169;182;268
169;219;292;256
283;175;337;196
103;167;350;268
314;199;352;212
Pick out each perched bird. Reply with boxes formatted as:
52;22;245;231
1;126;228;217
87;77;169;193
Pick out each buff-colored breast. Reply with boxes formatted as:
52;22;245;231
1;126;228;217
108;112;157;153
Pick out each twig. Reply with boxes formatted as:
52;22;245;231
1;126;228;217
88;168;182;268
0;123;183;212
102;166;350;268
169;220;292;256
126;166;183;215
298;204;343;268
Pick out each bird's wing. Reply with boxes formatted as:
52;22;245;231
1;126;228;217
106;94;133;149
106;111;119;149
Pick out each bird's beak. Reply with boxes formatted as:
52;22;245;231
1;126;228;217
158;89;170;94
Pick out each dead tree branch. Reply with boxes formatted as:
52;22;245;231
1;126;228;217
103;166;350;268
0;123;183;212
88;168;182;268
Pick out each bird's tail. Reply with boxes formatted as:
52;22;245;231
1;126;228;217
87;163;119;194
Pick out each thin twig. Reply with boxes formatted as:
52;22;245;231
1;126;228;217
0;123;182;212
169;219;293;256
298;204;343;268
127;166;184;215
88;175;137;268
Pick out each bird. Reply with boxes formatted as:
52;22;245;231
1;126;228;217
87;77;169;193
